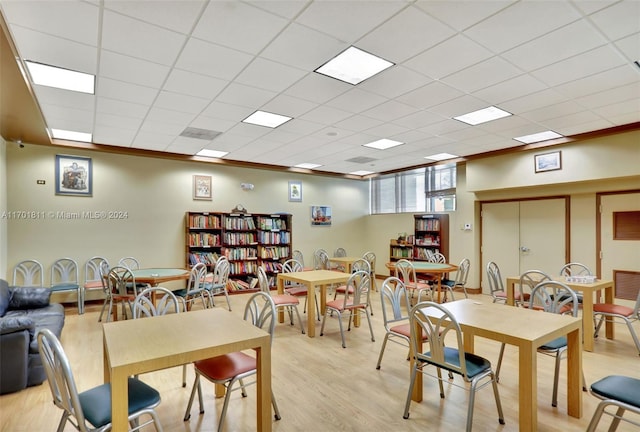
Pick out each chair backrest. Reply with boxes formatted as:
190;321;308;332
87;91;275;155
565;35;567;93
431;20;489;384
12;259;44;287
394;259;418;285
529;281;579;317
37;328;92;432
281;258;303;273
334;247;347;257
380;277;410;329
186;262;207;294
209;256;230;292
350;258;370;274
314;249;329;270
51;258;79;287
243;292;277;344
559;263;592;277
118;256;140;270
107;266;136;296
338;270;371;309
133;287;181;318
292;250;305;266
430;252;446;264
454;258;471;286
362;251;376;273
257;266;270;293
99;260;111;294
519;270;552;300
409;301;471;380
486;261;504;298
84;256;109;284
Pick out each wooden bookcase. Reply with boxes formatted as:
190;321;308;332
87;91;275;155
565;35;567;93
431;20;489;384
388;213;449;263
186;211;292;292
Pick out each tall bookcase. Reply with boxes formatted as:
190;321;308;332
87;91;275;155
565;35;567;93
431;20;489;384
389;213;449;262
186;211;292;286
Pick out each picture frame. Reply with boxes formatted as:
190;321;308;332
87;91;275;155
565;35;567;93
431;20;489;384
288;180;302;202
55;154;92;196
311;205;331;226
534;151;562;173
193;175;212;200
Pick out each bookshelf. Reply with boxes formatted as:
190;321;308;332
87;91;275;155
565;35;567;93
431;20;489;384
186;211;292;293
388;213;449;263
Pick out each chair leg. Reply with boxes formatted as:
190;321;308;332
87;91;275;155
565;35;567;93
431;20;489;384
292;306;305;334
56;412;70;432
491;373;506;425
495;343;506;382
625;320;640;356
552;351;562;407
403;364;419;419
365;308;375;342
376;333;391;369
182;365;187;387
183;374;202;421
337;311;347;348
217;378;237;432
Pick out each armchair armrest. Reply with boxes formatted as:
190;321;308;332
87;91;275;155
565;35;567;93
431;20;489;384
8;287;51;310
0;316;35;336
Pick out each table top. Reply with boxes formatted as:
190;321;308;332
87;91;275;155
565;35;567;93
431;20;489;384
506;275;613;291
131;268;190;284
277;269;351;285
328;256;362;263
103;308;269;374
424;299;582;346
385;261;458;272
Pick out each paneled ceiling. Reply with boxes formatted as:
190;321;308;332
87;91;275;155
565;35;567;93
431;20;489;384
1;0;639;176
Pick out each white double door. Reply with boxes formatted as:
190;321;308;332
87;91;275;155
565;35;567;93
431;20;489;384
481;198;567;294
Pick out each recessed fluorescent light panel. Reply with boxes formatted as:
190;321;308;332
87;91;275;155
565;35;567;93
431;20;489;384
513;130;563;144
424;153;458;161
26;61;95;94
51;128;92;142
315;46;394;85
454;106;512;126
293;163;322;169
242;110;291;128
196;149;228;158
363;139;404;150
350;170;374;176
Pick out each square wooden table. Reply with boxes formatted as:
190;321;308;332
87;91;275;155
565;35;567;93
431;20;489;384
505;276;615;351
103;308;272;431
413;299;582;432
328;256;362;273
276;270;350;337
385;261;458;303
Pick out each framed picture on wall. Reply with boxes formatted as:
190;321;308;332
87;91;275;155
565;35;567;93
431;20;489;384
288;180;302;202
55;154;92;196
534;151;562;173
311;205;331;226
193;175;212;200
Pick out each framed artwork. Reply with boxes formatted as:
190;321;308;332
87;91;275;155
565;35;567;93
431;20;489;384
193;175;212;200
534;151;562;173
55;154;92;196
288;180;302;202
311;205;331;226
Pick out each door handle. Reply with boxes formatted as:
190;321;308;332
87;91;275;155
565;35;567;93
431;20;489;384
520;246;530;252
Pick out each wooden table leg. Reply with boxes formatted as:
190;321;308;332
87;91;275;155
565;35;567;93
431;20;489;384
411;319;422;402
277;279;285;324
582;290;595;352
307;283;316;337
566;326;583;419
519;343;537;432
255;344;272;432
604;283;615;340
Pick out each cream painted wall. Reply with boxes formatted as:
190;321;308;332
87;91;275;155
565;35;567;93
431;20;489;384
0;137;7;277
466;130;640;192
5;144;368;282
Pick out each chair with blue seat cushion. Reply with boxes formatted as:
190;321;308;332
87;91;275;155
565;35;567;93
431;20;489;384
586;375;640;431
37;328;163;432
50;258;80;312
173;263;208;311
12;259;44;287
442;257;470;301
402;301;504;432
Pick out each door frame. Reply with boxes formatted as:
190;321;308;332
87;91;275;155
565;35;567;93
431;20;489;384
479;195;570;289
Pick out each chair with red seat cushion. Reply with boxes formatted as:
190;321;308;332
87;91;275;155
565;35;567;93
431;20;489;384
333;258;369;300
82;256;109;316
257;266;304;334
183;292;281;432
281;258;318;320
320;270;375;348
395;259;432;306
593;289;640;356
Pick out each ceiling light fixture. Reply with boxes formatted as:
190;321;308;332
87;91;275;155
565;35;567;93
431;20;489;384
513;130;563;144
196;149;228;158
315;46;394;85
454;106;512;125
363;138;404;150
242;110;292;128
25;60;95;94
51;128;92;142
350;170;374;176
293;163;322;169
424;153;458;161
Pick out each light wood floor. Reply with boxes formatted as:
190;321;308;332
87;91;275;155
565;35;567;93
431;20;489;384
1;290;639;432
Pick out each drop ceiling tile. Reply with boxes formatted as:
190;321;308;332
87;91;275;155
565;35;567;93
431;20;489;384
175;37;253;81
201;133;255;151
325;88;388;114
224;122;272;139
93;125;137;146
215;83;277;109
246;1;308;20
261;94;318;118
357;5;455;63
193;1;288;54
235;57;307;93
334;115;384;133
39;103;94;128
359;66;433;99
33;86;94;111
163;69;228;100
277;118;325;135
520;100;585;123
553;65;639;100
575;82;640;109
165;136;207;155
500;88;569;114
96;97;148;119
145;107;195;126
416;0;515;32
362;100;419;122
99;50;170;88
391;110;447;129
95;111;144;130
472;74;547;105
153;91;210;115
102;10;186;65
139;119;187;136
396;81;465;110
189;115;236;133
558;119;616;136
441;56;522;93
594;98;640;118
541;110;604;132
427;94;490;118
284;73;351;104
588;0;640;41
103;0;206;34
200;101;254;122
614;32;640;61
299;105;354;125
418;118;468;136
260;129;303;145
131;131;175;150
365;122;409;138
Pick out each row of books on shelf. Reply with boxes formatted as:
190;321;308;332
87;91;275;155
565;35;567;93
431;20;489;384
223;247;258;261
188;252;220;266
257;231;291;244
391;247;412;258
257;246;290;260
189;214;221;229
415;236;440;246
415;247;441;260
223;232;257;245
257;217;287;231
415;219;441;231
224;217;256;230
226;275;275;292
228;261;259;275
188;233;221;247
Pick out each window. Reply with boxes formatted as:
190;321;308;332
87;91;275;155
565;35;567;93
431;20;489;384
371;164;456;214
